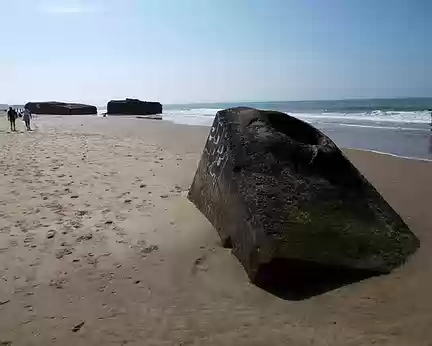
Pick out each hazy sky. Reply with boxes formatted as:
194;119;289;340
1;0;431;105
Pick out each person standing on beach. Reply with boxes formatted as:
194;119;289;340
7;107;17;132
23;108;32;131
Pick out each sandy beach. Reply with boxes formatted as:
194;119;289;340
0;114;431;345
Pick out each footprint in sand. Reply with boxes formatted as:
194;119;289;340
141;244;159;255
132;240;159;257
23;234;35;246
49;277;67;289
118;192;130;198
115;214;126;221
114;226;126;236
46;230;56;239
85;253;98;266
76;233;93;242
55;247;74;259
191;254;209;274
70;220;83;229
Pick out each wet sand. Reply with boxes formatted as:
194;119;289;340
0;115;431;345
320;121;432;161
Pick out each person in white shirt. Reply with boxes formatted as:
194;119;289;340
23;108;32;131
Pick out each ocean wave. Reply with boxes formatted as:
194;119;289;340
163;108;431;127
336;123;430;131
164;108;220;117
293;111;430;124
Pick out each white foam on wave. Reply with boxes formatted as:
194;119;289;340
291;110;430;124
336;123;430;131
347;148;432;162
163;108;220;126
163;108;431;127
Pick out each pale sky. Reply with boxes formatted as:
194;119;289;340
1;0;431;105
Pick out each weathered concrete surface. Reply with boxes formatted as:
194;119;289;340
188;107;419;286
107;99;162;115
25;102;97;115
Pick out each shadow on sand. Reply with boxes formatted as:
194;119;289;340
253;258;381;301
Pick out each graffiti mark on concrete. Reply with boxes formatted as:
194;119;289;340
205;119;229;184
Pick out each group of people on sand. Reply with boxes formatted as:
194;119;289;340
6;107;32;132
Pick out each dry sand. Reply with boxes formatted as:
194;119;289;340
0;114;431;345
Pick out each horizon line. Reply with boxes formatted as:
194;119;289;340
2;96;432;108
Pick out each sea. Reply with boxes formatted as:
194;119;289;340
159;98;432;160
162;98;431;126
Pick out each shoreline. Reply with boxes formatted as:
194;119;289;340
345;148;432;162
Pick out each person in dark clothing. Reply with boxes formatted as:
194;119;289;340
7;107;17;132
